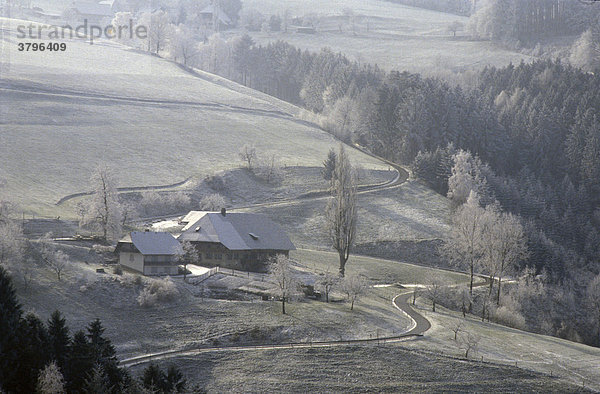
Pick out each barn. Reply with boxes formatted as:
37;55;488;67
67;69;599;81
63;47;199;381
178;209;295;272
116;231;183;276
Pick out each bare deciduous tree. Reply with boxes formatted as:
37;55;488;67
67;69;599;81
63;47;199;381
85;165;123;242
268;254;298;314
238;145;257;170
326;145;358;277
451;321;463;340
459;332;480;359
341;274;368;311
424;276;444;312
43;249;69;282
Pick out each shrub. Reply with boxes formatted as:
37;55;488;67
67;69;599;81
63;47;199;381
199;193;226;211
493;305;526;330
205;174;225;191
137;277;179;307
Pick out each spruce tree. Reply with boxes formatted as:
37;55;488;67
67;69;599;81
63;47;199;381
0;266;23;392
48;310;71;373
68;330;94;393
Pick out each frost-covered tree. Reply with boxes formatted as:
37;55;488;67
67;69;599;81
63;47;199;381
111;12;137;46
170;24;199;66
36;361;65;394
199;193;226;211
570;29;600;72
326;145;358;277
340;274;368;310
42;249;69;282
447;150;488;208
0;220;23;267
443;191;486;298
268;254;298;314
85;165;122;241
139;10;173;54
480;207;528;304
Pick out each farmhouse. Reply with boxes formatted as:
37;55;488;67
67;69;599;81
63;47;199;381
116;231;183;276
178;209;295;272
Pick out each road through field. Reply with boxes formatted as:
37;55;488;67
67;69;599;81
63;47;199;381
120;287;428;368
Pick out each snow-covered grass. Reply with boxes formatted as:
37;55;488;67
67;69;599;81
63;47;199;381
0;17;385;217
241;179;451;250
403;299;600;391
241;0;536;74
129;344;584;392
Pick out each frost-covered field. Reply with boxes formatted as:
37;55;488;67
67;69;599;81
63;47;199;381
0;18;384;216
243;179;451;249
242;0;536;73
404;302;600;391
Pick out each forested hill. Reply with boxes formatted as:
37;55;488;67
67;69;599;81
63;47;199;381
223;37;600;343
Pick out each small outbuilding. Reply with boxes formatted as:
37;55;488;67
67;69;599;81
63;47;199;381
116;231;183;276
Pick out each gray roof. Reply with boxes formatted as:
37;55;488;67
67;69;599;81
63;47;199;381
129;231;183;255
178;213;295;251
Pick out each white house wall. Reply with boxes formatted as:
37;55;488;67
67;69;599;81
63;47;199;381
119;252;144;273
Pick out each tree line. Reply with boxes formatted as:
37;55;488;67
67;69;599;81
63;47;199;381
0;266;187;393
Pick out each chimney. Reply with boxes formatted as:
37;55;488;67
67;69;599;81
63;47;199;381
221;208;226;216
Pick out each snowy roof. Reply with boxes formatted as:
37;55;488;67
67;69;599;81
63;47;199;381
72;2;113;17
199;4;232;25
129;231;183;255
178;212;295;251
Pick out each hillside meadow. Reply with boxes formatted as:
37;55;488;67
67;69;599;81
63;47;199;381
0;17;385;217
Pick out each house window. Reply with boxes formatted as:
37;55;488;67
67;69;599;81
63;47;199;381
234;253;240;259
206;253;213;260
129;254;134;262
227;254;233;260
215;253;222;260
151;267;158;274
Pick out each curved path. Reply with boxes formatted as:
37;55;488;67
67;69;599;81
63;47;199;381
120;286;429;368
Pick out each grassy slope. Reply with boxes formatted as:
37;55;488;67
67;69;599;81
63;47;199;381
241;0;536;73
132;345;588;393
401;302;600;391
0;17;384;216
